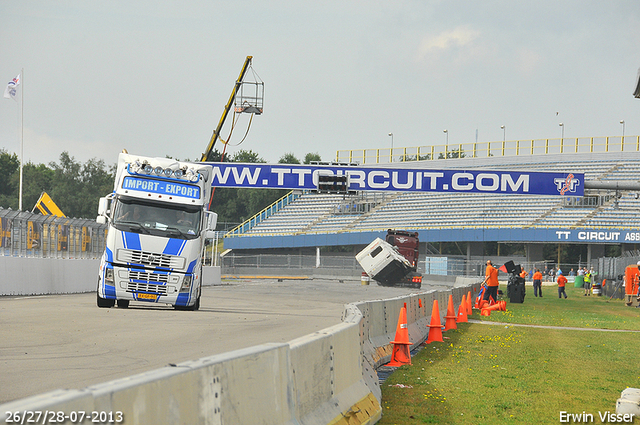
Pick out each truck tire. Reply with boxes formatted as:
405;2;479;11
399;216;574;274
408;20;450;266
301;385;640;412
176;290;201;311
97;293;115;308
117;299;129;308
185;292;201;311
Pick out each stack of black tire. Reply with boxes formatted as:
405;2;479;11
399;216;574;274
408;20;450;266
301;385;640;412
504;260;526;303
507;274;526;303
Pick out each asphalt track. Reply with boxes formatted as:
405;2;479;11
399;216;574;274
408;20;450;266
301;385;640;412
0;278;448;404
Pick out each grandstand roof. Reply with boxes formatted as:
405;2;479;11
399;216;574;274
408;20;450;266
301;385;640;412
224;151;640;250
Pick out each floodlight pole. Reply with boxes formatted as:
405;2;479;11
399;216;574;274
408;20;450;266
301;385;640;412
19;67;24;211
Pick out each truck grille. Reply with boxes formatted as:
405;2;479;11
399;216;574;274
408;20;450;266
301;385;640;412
117;249;186;269
127;281;168;295
128;270;169;283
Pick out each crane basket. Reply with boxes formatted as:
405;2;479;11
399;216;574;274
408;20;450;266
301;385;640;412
235;68;264;115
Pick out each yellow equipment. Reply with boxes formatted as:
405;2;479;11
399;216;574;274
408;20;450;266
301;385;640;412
200;56;263;162
33;192;66;217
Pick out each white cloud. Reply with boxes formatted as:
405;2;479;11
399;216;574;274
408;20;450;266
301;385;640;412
416;26;481;61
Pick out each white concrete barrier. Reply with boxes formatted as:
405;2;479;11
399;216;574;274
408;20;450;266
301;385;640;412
0;280;480;425
0;257;98;295
616;388;640;417
0;257;221;296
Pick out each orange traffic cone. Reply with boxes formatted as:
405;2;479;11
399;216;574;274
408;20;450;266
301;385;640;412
482;303;502;313
475;290;483;309
466;291;473;315
387;305;412;366
427;300;444;344
481;300;507;315
444;295;457;331
457;295;468;323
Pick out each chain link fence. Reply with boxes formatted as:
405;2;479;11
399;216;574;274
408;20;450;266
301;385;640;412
0;208;108;259
220;253;362;271
597;253;640;299
220;254;488;277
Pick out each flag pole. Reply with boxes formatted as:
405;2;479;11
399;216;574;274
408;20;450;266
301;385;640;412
19;67;23;211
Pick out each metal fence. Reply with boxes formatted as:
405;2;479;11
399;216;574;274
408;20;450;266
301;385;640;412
220;254;489;277
597;253;640;299
220;253;362;271
336;135;640;164
0;208;108;258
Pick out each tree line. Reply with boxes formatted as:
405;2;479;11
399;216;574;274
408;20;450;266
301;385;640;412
0;148;617;263
0;148;321;223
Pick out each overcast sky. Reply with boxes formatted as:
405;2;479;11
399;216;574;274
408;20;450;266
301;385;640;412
1;1;639;167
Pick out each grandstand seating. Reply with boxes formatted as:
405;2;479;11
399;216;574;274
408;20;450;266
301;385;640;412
230;153;640;239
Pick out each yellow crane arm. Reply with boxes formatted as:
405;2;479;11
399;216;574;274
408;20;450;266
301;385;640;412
201;56;253;162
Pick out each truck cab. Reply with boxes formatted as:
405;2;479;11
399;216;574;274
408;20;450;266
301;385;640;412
96;153;217;310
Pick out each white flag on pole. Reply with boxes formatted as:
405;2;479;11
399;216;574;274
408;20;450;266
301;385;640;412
3;74;21;101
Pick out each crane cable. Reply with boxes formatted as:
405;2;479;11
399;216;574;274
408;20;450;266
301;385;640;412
208;110;256;208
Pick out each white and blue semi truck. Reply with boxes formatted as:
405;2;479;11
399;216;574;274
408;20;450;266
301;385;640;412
96;152;217;310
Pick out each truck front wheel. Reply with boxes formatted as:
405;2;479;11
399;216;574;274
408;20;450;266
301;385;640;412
175;291;201;311
97;293;115;308
189;294;201;311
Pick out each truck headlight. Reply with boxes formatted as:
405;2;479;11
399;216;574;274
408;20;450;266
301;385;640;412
180;275;192;291
105;268;114;285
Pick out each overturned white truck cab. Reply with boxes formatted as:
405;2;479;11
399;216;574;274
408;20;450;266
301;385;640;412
356;237;422;288
96;153;217;310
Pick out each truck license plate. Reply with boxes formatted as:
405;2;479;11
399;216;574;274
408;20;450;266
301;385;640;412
137;293;158;301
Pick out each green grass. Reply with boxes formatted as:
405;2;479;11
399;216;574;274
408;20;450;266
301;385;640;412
379;286;640;424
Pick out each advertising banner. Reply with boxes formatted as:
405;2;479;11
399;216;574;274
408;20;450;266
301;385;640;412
82;226;92;252
206;163;584;197
58;223;69;251
0;217;10;248
27;221;40;250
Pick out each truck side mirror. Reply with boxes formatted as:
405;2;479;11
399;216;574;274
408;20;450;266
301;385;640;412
206;211;218;231
201;211;218;239
96;197;109;224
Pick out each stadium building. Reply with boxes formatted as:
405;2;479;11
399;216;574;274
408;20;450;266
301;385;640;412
222;137;640;277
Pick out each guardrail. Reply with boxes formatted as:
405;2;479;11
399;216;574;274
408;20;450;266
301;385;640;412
336;135;640;164
0;278;480;424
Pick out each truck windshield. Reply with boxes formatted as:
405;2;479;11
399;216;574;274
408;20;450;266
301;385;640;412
112;197;201;240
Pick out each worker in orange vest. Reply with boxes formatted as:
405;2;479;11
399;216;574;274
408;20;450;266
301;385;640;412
532;269;543;297
557;273;568;299
482;260;499;302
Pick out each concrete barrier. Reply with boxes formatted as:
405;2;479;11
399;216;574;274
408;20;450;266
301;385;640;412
0;257;221;296
0;257;99;295
0;279;480;425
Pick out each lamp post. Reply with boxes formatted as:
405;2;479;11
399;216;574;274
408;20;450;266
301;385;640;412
388;132;393;162
443;129;448;144
501;125;505;142
559;122;564;141
620;120;625;138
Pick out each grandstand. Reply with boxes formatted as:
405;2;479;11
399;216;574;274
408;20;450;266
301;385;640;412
223;149;640;267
